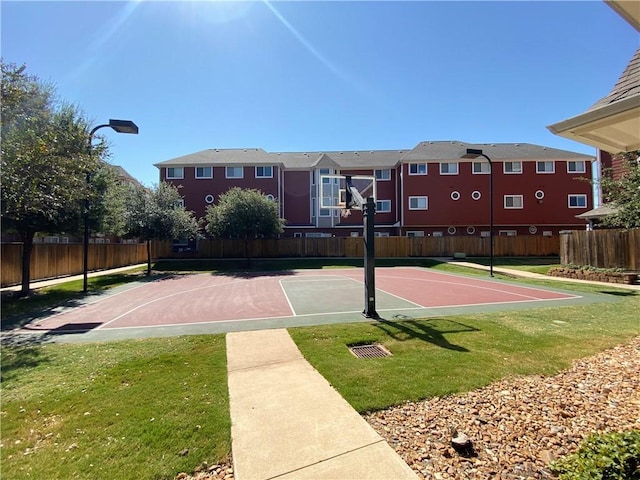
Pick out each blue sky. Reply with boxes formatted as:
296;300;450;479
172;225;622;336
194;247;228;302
2;1;638;187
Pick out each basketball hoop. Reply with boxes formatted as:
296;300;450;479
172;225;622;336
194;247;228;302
340;208;352;218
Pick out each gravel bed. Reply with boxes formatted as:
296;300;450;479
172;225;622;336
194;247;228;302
364;336;640;479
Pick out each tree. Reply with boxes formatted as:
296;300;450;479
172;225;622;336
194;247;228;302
204;187;285;260
122;182;200;275
1;61;101;295
599;150;640;229
204;187;285;238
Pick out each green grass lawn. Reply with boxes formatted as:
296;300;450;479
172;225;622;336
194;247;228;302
289;282;640;413
1;335;230;480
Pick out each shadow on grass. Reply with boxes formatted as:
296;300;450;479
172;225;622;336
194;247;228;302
373;318;477;352
1;332;53;383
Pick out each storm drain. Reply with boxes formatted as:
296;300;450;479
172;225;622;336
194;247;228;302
348;344;392;359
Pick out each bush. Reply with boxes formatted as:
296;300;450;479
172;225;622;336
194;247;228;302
549;430;640;479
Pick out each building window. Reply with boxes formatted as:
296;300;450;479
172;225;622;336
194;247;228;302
375;169;391;180
536;161;555;173
196;166;213;179
409;163;427;175
175;198;185;208
406;231;424;237
499;230;517;236
567;161;586;173
450;191;460;201
294;232;303;238
374;232;390;237
471;190;482;200
256;166;273;178
226;166;243;179
166;167;184;179
408;196;428;210
568;194;587;208
503;161;522;174
473;162;490;174
440;162;458;175
204;194;215;204
376;200;391;212
504;195;523;209
350;232;359;237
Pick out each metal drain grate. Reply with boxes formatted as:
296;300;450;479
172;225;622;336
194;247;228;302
348;344;392;359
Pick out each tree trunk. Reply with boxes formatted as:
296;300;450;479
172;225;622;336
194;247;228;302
19;230;34;296
146;239;152;276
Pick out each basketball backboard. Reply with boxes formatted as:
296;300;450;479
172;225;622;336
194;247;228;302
318;174;376;211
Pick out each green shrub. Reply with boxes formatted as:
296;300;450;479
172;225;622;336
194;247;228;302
550;430;640;480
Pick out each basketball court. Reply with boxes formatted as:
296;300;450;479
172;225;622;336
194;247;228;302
15;266;601;343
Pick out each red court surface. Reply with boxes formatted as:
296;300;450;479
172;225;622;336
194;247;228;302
19;267;583;338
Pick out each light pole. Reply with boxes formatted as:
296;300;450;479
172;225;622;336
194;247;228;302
461;148;494;277
84;119;139;293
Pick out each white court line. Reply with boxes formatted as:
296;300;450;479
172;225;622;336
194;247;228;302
376;273;580;301
278;278;297;316
400;266;583;298
95;278;251;330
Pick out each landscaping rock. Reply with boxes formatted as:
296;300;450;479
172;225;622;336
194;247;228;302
364;336;640;479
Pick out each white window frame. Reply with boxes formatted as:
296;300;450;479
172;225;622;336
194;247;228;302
503;161;522;174
255;165;274;178
439;162;458;175
226;166;244;179
499;230;517;237
195;166;213;179
504;194;523;209
568;194;587;208
376;199;391;213
406;231;425;237
472;162;490;174
175;198;185;208
536;161;555;174
567;160;586;173
408;196;428;210
408;163;427;175
375;169;391;181
374;232;390;237
432;231;443;237
293;232;303;238
166;167;184;179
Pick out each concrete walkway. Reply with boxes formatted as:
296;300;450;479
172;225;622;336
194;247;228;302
226;329;418;480
0;264;148;293
446;260;640;291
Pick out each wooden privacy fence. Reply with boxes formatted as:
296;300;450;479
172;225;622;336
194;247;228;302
1;243;151;287
163;235;560;259
2;235;562;287
560;229;640;271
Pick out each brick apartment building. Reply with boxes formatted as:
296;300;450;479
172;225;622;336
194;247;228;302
155;140;594;238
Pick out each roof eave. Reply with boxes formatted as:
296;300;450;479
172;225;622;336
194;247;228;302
547;95;640;153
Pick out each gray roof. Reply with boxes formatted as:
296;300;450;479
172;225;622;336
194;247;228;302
402;141;593;162
155;148;272;167
589;47;640;111
155;141;592;170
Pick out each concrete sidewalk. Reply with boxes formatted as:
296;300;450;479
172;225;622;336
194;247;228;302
226;329;418;480
1;264;148;293
445;260;640;291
